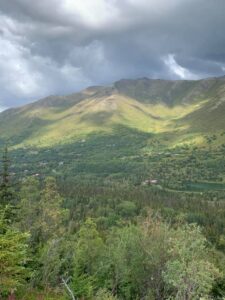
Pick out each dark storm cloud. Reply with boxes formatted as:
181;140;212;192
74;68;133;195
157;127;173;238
0;0;225;109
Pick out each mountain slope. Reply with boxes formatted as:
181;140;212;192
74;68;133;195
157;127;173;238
1;77;225;148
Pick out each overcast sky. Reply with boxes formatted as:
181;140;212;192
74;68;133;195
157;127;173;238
0;0;225;109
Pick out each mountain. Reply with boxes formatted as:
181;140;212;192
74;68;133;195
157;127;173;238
0;76;225;149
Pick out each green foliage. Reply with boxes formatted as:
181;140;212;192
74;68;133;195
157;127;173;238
68;217;222;300
17;176;70;291
95;288;118;300
19;177;41;245
163;224;220;300
0;207;29;296
6;129;225;195
72;219;105;298
0;147;14;207
2;174;224;300
117;201;137;218
103;225;146;299
38;177;68;242
19;177;68;248
99;217;171;299
39;236;75;287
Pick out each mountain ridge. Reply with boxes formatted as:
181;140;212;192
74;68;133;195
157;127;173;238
1;76;225;148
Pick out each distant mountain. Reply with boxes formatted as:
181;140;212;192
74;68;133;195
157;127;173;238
1;77;225;148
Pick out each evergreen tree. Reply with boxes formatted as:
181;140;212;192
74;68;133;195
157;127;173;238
0;207;29;297
0;146;13;207
18;177;41;246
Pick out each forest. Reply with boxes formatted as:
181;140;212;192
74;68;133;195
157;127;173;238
1;146;225;300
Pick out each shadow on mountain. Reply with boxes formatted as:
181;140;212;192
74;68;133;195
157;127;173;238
0;117;55;147
8;124;157;180
130;104;162;120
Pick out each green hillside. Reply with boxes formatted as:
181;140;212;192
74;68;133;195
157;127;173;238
1;77;225;149
1;77;225;192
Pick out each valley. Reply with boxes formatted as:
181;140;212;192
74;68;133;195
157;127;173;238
0;77;224;194
1;77;225;299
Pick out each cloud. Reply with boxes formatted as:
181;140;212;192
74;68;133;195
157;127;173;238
163;54;199;80
0;0;225;107
0;106;7;112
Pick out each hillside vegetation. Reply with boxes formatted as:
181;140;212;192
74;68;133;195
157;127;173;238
1;77;225;193
1;77;225;148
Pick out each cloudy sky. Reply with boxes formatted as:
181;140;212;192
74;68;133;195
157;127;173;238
0;0;225;109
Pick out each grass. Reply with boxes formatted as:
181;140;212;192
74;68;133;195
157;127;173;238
1;77;225;149
1;94;208;149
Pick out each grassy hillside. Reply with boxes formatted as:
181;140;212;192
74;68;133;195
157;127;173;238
1;77;225;149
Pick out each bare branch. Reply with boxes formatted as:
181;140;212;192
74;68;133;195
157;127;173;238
62;277;76;300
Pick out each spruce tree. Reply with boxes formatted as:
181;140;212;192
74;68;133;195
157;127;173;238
0;146;13;207
0;204;29;296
